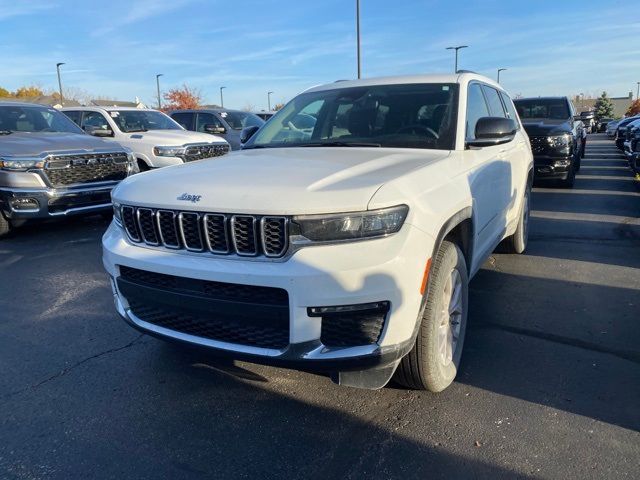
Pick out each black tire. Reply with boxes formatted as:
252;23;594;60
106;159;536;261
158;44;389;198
581;139;586;159
503;184;530;254
137;159;150;172
394;241;468;392
0;212;12;239
559;160;576;188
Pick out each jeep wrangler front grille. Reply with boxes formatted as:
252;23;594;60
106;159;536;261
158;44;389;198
120;205;289;258
44;152;129;187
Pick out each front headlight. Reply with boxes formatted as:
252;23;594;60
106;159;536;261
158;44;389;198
546;134;572;149
153;146;186;157
112;202;122;226
291;205;409;243
0;158;45;171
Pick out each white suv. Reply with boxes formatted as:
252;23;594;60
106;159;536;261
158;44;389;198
61;107;229;171
103;73;533;391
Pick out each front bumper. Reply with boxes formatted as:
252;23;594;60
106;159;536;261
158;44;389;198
103;220;432;375
0;184;116;221
532;156;572;179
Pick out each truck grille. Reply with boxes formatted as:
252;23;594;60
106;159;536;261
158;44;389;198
120;205;289;258
529;136;548;155
44;152;129;187
117;266;290;349
183;144;230;162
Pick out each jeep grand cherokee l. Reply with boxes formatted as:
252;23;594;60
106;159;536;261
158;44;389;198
0;102;136;238
514;96;585;188
103;73;533;391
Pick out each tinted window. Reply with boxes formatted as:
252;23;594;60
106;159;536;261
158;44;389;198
482;86;507;118
499;92;520;125
63;110;82;126
513;99;570;120
196;112;223;132
171;112;194;130
219;111;264;130
248;83;459;150
110;110;182;133
81;111;109;129
466;83;490;140
0;105;83;134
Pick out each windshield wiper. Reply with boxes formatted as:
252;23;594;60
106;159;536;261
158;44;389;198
298;141;381;148
126;128;148;133
0;130;13;135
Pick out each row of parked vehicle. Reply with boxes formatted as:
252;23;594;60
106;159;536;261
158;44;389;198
0;101;271;237
605;115;640;175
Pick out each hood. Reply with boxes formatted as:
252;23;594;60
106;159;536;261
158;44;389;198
0;132;123;157
122;129;226;146
113;147;450;215
521;118;572;137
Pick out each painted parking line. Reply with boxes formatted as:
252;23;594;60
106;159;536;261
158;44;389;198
531;210;640;225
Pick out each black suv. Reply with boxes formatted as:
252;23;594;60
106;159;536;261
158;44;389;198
513;96;585;188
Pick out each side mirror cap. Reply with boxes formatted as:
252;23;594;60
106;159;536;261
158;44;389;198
240;125;260;144
85;126;114;137
466;117;517;147
204;124;226;135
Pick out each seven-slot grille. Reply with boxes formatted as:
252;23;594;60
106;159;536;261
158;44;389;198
44;152;129;187
183;144;230;162
121;205;289;258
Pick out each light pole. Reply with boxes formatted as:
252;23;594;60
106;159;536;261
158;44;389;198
267;91;273;111
56;63;65;106
356;0;361;79
497;68;507;83
220;86;226;108
156;74;163;109
446;45;468;73
636;82;639;100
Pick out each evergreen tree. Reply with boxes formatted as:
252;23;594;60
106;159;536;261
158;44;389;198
594;91;614;119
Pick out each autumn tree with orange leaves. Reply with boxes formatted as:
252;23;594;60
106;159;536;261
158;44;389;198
626;99;640;116
162;84;202;111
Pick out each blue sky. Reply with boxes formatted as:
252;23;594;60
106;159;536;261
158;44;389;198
1;0;638;110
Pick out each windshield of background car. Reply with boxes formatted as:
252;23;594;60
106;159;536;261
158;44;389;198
219;111;264;130
246;83;459;150
0;105;84;134
110;110;183;133
513;99;570;120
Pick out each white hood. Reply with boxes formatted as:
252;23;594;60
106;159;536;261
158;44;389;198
123;129;226;146
112;147;450;215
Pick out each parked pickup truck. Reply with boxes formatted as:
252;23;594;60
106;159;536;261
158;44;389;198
62;107;230;171
513;96;585;188
103;73;533;391
0;101;137;238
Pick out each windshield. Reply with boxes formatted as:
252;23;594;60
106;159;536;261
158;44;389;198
109;110;183;133
0;105;84;134
219;111;264;130
246;83;459;150
513;99;570;120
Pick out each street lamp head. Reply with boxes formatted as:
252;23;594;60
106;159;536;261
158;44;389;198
156;73;163;78
446;45;468;50
56;62;65;68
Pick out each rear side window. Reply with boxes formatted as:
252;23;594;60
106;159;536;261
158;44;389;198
171;112;194;130
499;92;520;126
63;110;82;126
466;83;490;140
482;86;507;118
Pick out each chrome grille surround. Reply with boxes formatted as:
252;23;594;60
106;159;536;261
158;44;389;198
181;143;230;162
44;151;129;187
120;205;289;259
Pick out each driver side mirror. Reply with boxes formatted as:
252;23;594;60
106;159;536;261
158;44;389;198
204;124;226;135
84;125;114;137
240;125;260;144
467;117;517;147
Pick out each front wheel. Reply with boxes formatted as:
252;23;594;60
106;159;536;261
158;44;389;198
0;212;12;239
394;241;468;392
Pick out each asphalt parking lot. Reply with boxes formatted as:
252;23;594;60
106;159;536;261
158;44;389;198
1;133;639;480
